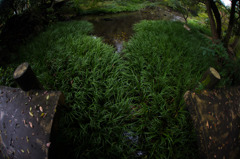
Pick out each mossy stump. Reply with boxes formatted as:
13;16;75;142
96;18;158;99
199;67;221;90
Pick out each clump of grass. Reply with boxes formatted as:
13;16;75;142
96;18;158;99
122;20;217;158
17;21;135;158
0;66;15;87
188;19;212;37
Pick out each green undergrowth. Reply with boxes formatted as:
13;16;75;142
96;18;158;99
14;21;133;158
188;19;212;37
1;20;224;158
73;0;161;15
121;20;218;158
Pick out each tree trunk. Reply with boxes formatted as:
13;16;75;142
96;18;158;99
210;0;222;39
13;62;43;91
205;0;218;40
224;0;237;48
231;36;240;51
183;12;188;24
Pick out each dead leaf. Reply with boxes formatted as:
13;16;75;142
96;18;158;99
46;95;50;100
206;121;209;128
41;113;47;118
29;112;34;117
39;106;43;112
29;122;33;128
41;113;45;117
46;142;51;147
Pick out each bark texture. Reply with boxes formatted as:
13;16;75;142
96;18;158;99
184;87;240;159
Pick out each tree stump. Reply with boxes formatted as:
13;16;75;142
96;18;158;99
199;67;221;90
13;62;43;91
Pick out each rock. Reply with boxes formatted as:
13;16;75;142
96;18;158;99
103;18;113;21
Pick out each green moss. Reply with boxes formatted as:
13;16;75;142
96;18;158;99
201;75;211;87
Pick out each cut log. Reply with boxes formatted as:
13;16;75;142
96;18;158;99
184;24;191;31
13;62;43;91
199;67;221;89
0;86;64;159
184;87;240;159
